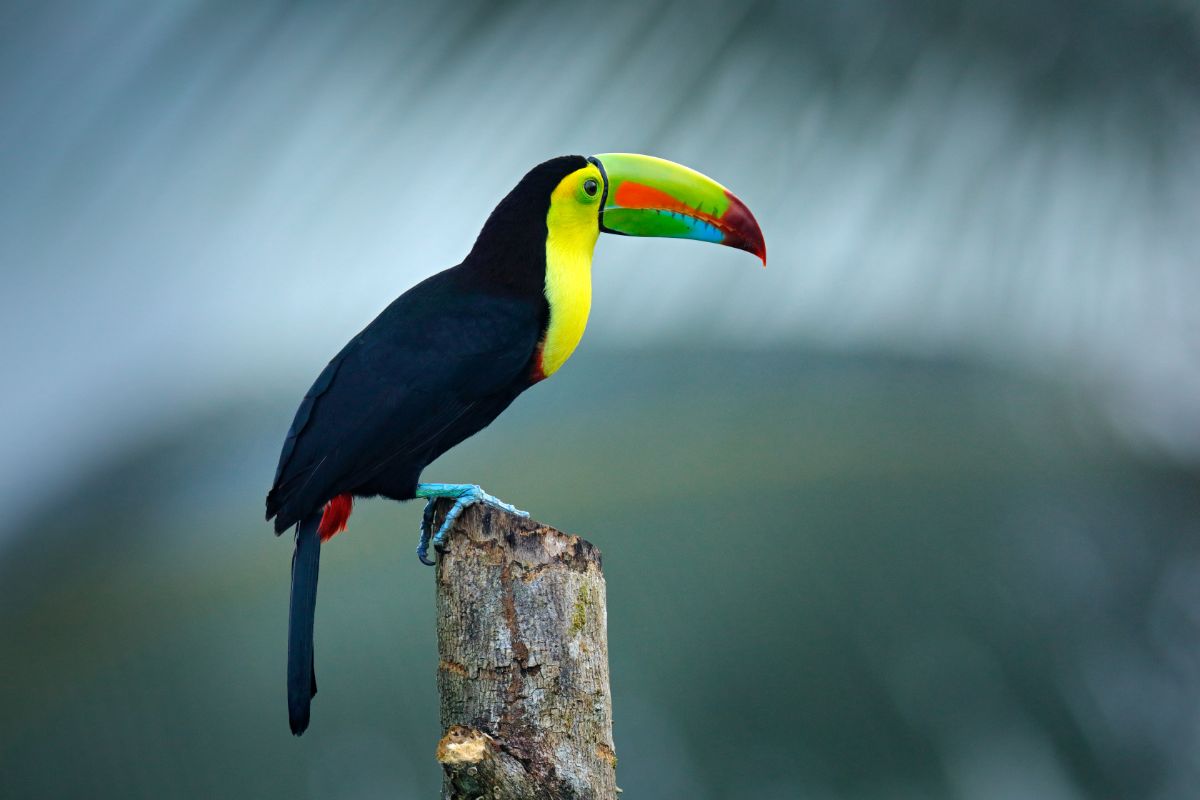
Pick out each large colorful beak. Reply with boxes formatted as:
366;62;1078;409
588;153;766;264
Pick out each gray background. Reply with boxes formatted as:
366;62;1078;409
2;2;1198;797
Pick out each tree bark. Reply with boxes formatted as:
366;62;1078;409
432;500;617;800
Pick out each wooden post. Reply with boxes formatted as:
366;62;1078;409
432;500;618;800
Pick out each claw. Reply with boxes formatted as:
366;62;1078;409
413;483;528;565
416;499;437;566
430;489;474;551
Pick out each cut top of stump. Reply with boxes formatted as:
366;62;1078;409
430;499;603;574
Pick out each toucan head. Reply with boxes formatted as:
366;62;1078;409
472;154;766;269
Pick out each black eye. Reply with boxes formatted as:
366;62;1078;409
583;178;598;197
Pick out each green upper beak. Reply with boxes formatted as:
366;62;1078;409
588;153;766;264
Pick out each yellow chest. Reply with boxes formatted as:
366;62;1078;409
537;234;594;378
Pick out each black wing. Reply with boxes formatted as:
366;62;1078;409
266;266;541;532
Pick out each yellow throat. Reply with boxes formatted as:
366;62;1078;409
537;165;602;378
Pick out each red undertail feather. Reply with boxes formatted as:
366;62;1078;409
318;494;353;542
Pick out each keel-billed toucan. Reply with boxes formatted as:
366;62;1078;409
266;153;765;735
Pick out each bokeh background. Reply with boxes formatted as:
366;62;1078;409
3;1;1199;797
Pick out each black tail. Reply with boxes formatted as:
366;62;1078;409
288;512;322;735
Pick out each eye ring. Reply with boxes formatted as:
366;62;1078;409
583;178;598;197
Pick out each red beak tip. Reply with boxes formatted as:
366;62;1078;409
722;190;766;267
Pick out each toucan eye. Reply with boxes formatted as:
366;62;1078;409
583;178;598;197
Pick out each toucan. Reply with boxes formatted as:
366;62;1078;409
266;153;765;735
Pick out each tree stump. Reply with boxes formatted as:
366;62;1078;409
432;500;617;800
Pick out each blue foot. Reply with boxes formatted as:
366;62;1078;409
416;499;437;566
414;483;528;566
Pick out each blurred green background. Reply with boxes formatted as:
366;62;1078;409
3;2;1199;798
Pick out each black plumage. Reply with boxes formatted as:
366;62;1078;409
265;155;587;735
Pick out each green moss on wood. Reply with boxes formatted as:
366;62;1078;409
571;584;591;634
